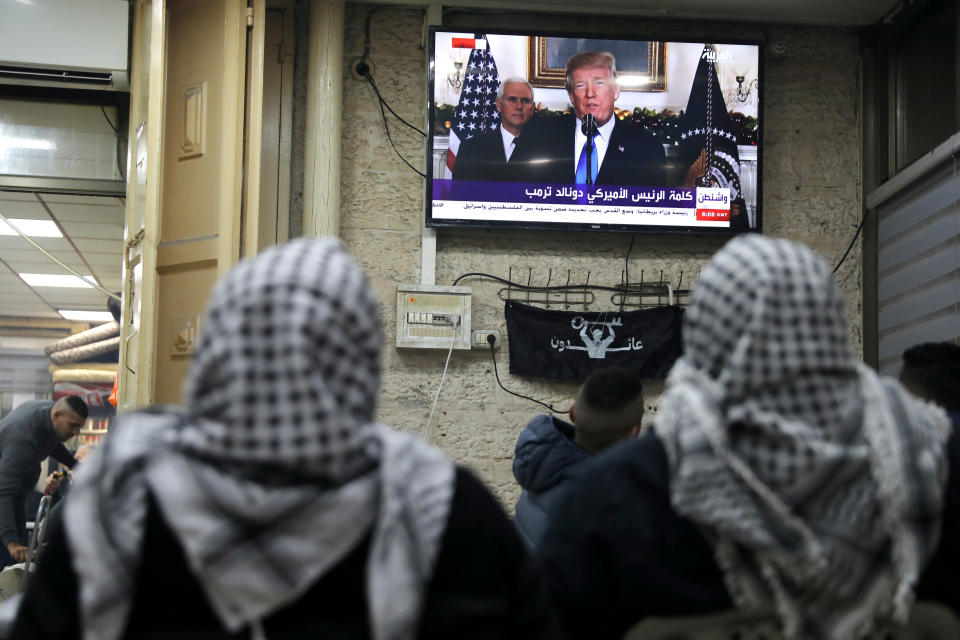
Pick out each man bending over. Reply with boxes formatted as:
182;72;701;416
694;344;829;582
0;397;85;565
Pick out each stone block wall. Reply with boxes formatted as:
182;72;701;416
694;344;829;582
326;5;862;505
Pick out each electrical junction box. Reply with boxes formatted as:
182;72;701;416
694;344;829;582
396;284;471;350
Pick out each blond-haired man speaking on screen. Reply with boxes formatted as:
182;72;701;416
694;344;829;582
514;51;664;187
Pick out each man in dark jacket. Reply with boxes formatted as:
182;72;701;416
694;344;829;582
452;78;536;182
0;397;85;566
513;51;664;186
11;240;561;639
512;367;643;549
537;237;959;639
900;341;960;427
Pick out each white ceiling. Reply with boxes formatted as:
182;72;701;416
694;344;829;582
0;190;124;321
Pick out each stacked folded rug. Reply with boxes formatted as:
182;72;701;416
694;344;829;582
45;322;119;445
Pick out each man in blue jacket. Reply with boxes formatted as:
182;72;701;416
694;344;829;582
512;366;643;548
0;397;85;566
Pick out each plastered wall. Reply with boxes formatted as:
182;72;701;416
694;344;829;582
327;6;862;504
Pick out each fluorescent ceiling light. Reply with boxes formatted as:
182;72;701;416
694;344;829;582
0;218;62;237
58;310;114;322
0;136;56;152
19;273;95;288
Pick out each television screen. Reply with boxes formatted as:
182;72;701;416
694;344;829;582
427;29;762;234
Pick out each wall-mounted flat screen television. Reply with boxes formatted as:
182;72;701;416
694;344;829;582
427;28;762;234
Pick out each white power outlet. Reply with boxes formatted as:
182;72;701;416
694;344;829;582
471;330;500;350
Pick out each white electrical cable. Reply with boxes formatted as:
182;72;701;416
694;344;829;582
0;209;121;302
424;315;460;444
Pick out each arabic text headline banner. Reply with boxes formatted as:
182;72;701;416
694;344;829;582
432;180;730;227
434;180;716;206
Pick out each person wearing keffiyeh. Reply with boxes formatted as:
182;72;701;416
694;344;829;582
11;238;558;640
538;235;959;640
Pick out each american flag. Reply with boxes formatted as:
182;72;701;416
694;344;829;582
446;34;501;172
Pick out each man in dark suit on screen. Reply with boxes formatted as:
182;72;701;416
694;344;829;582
452;78;535;182
514;51;664;187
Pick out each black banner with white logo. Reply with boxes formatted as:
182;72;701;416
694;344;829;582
505;301;683;381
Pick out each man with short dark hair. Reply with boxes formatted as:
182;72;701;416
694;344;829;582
0;397;84;565
512;366;643;548
453;77;536;182
515;51;664;186
900;341;960;419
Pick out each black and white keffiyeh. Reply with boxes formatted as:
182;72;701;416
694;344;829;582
656;235;951;640
65;239;455;640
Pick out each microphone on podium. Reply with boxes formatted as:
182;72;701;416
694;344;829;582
581;114;598;184
581;113;598;137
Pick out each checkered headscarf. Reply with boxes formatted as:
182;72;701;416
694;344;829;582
65;239;455;640
656;235;951;640
181;236;384;481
